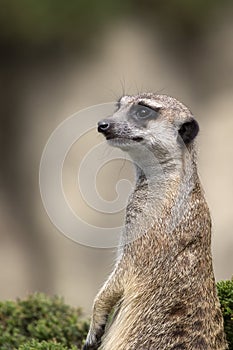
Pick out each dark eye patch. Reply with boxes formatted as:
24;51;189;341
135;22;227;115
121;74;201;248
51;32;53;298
128;103;159;125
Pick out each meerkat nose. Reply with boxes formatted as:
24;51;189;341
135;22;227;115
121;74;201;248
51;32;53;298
98;120;111;134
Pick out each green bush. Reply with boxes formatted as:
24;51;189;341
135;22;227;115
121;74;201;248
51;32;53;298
217;278;233;350
18;339;77;350
0;281;232;350
0;293;88;350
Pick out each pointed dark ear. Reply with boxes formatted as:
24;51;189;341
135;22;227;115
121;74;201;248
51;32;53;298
178;118;199;144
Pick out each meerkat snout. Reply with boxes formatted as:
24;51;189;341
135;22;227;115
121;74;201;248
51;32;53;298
97;119;117;141
98;120;111;133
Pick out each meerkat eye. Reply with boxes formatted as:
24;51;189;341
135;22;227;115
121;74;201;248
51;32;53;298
136;106;151;118
131;104;158;119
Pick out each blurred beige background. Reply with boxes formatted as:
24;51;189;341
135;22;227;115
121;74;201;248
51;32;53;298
0;1;232;316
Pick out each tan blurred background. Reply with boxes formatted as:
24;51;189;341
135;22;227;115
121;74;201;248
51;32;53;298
0;1;233;316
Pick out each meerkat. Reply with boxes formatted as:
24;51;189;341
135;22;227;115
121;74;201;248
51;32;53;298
83;93;228;350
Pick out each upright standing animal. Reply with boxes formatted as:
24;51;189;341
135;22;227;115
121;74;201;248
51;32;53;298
83;93;228;350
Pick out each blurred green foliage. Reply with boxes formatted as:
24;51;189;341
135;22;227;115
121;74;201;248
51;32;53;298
0;0;231;48
0;0;128;47
0;293;88;350
217;278;233;350
19;339;77;350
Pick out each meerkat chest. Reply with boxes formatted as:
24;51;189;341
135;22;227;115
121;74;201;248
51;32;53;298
125;188;159;237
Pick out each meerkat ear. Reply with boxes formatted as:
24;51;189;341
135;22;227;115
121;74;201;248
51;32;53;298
178;118;199;144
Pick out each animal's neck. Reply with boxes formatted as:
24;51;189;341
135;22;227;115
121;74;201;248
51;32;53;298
125;148;198;239
133;146;197;202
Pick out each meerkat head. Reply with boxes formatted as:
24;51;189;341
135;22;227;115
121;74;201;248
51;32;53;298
98;93;199;166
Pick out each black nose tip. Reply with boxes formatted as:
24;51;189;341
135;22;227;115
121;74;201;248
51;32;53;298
98;120;111;133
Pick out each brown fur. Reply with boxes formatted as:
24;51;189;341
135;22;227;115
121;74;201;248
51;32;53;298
83;93;228;350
